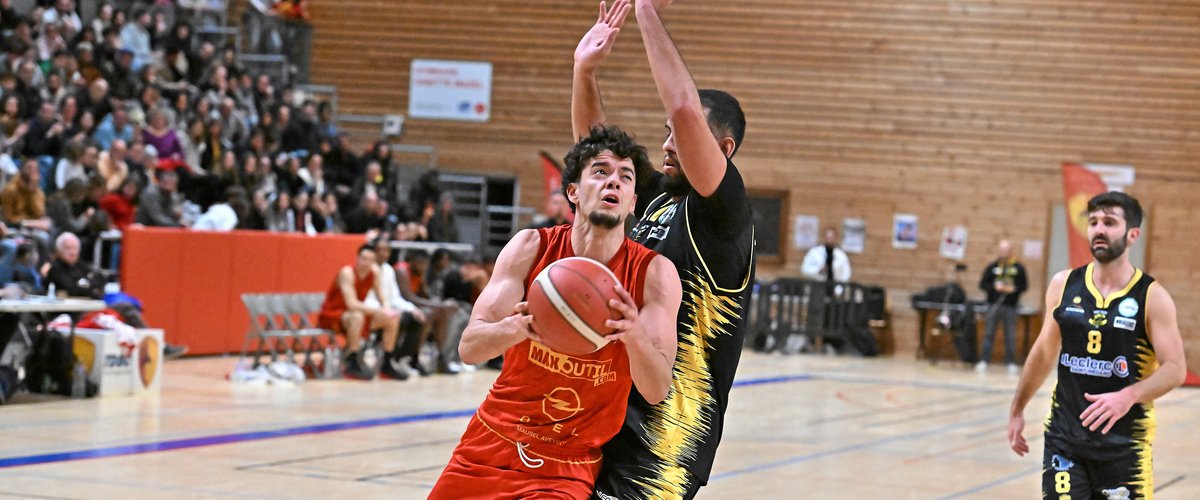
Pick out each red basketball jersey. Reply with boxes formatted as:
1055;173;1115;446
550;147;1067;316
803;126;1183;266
318;267;375;319
475;225;657;461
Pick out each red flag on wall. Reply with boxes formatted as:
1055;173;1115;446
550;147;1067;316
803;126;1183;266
1062;162;1109;268
539;151;563;197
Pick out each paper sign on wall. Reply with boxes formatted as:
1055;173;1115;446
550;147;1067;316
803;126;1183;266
842;218;865;254
892;213;918;249
792;215;820;249
939;225;968;260
409;59;492;122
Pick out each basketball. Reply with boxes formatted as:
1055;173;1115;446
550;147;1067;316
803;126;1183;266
526;257;622;355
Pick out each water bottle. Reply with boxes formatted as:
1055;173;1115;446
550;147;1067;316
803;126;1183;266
47;282;56;298
71;362;87;398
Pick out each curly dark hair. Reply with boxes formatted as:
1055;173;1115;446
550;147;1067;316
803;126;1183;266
561;125;653;211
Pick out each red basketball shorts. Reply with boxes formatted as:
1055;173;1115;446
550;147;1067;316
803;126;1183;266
428;414;602;500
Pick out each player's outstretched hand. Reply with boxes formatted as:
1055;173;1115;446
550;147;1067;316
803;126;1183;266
574;0;631;71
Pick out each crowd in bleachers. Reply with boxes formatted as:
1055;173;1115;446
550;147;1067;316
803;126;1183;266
0;0;459;292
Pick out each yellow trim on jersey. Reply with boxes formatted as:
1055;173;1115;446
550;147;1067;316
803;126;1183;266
1083;262;1143;308
1145;281;1158;341
643;193;673;222
683;198;754;294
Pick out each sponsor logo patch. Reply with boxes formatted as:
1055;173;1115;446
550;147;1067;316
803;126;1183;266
1118;298;1139;318
1060;354;1128;378
1112;356;1130;378
1064;306;1086;315
1051;454;1075;472
1113;317;1136;331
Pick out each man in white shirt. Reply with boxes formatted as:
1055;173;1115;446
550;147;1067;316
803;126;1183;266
802;227;852;282
364;238;423;379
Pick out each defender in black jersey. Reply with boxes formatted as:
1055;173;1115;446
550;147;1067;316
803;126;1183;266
1008;192;1186;499
571;1;755;498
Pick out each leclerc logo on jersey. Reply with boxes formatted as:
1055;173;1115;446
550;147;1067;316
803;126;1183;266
1112;356;1130;378
1118;298;1139;318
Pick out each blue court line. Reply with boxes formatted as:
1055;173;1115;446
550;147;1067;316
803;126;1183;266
0;409;475;469
0;371;1004;471
709;414;1003;481
935;465;1041;499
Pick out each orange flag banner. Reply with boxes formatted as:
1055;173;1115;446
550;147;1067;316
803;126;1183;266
1062;162;1109;269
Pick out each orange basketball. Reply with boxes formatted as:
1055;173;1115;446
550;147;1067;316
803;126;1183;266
526;257;621;355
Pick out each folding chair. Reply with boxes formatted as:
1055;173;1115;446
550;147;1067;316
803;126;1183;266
280;293;338;378
239;293;296;368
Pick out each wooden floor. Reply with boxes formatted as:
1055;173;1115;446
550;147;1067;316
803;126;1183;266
1;352;1196;499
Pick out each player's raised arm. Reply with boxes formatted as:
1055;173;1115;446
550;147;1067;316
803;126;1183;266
458;229;541;364
571;0;631;140
636;0;732;197
1008;269;1068;456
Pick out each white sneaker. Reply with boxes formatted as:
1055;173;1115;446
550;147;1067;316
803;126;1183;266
974;361;988;373
1007;363;1020;376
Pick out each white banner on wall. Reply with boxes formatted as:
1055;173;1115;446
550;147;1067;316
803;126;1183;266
409;59;492;122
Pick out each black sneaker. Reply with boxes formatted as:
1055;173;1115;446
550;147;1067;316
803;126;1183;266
163;344;189;359
343;353;374;380
380;356;410;381
437;360;462;375
407;356;431;377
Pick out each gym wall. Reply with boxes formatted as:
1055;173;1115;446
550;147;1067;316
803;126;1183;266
306;0;1199;358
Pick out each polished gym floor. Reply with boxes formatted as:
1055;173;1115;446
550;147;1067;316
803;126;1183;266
1;351;1196;499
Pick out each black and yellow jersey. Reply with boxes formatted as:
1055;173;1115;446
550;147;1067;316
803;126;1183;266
1048;262;1158;449
600;158;755;497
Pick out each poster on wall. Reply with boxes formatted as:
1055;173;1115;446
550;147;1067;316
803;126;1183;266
842;218;865;254
409;59;492;122
892;213;918;249
792;215;820;249
939;225;969;260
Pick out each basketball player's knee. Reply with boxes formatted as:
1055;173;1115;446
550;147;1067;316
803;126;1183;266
344;310;365;325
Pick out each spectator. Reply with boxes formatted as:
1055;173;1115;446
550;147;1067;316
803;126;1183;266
99;177;139;231
42;0;82;39
178;117;204;171
298;153;324;193
976;239;1028;374
310;191;343;234
45;177;93;240
0;223;15;285
142;108;184;163
0;158;52;233
23;102;66;187
315;244;404;380
11;241;45;294
135;169;183;227
93;105;135;150
118;8;154;71
47;232;105;299
527;191;570;229
280;100;320;155
237;188;269;230
801;227;852;283
97;138;129;191
425;192;459;243
193;186;247;231
343;188;387;234
53;140;87;189
90;2;114;41
77;78;111;120
264;190;291;232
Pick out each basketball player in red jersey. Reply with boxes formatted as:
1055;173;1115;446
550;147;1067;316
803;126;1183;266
429;126;682;499
316;244;404;380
